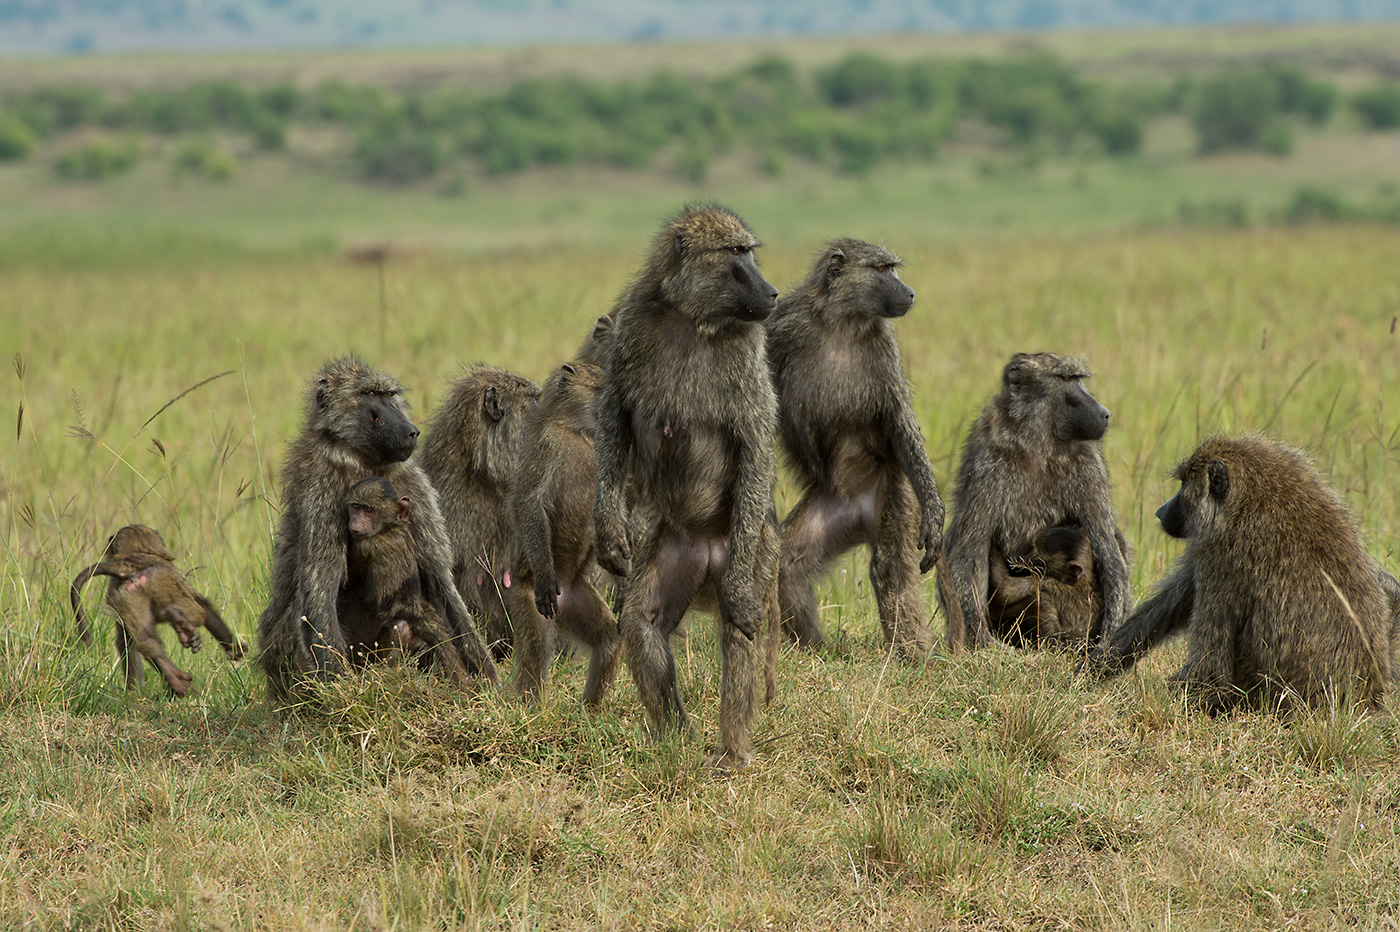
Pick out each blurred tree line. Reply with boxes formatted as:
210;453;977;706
1;51;1398;183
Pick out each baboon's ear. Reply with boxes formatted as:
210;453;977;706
483;386;504;422
824;247;846;286
1207;460;1230;501
396;496;411;523
561;363;576;376
315;378;329;410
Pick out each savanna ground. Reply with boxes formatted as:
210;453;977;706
3;23;1400;932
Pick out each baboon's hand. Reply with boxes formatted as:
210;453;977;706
534;573;561;619
595;515;631;578
917;510;943;574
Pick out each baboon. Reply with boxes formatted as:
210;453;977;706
256;356;498;700
1085;435;1392;713
986;523;1099;649
507;362;620;708
418;364;540;659
594;203;780;769
71;525;243;696
339;477;468;684
573;314;615;366
941;353;1130;650
765;238;953;662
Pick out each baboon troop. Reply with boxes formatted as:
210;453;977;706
256;356;498;699
508;362;620;708
340;477;469;683
417;364;541;659
765;238;948;662
71;525;243;696
593;203;780;769
1085;435;1393;713
941;353;1131;651
986;523;1099;649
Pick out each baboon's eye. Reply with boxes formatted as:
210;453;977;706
730;245;747;256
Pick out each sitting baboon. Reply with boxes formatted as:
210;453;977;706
418;364;540;659
256;356;497;700
594;203;780;770
941;353;1130;650
339;477;468;684
987;523;1099;650
766;238;951;662
507;362;620;708
1086;435;1391;713
71;524;243;696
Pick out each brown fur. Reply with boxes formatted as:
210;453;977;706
766;238;952;662
593;203;780;770
573;314;615;366
507;363;620;708
940;353;1130;650
71;525;243;696
417;364;540;659
256;356;497;700
1088;435;1391;713
987;523;1099;650
340;477;468;683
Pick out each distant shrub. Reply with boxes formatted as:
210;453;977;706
1178;197;1251;227
354;120;444;182
818;53;904;107
1192;69;1288;155
1282;185;1352;223
1093;111;1143;155
0;115;39;160
53;135;140;179
1351;83;1400;130
172;138;237;180
249;113;288;151
1268;64;1336;124
6;85;106;138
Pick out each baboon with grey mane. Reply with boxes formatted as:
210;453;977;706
256;356;497;699
940;353;1130;650
1086;435;1392;713
766;238;955;662
593;203;780;770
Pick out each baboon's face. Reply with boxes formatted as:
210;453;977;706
870;260;915;319
721;243;779;321
345;478;407;541
357;389;420;464
1034;525;1091;584
1157;458;1230;540
314;361;420;465
1053;377;1111;443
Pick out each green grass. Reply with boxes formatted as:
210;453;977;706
3;221;1400;929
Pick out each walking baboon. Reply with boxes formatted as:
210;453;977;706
987;523;1099;649
941;353;1130;650
340;477;468;684
594;203;780;769
256;356;497;700
418;364;540;659
1086;435;1391;713
766;238;951;662
71;525;243;696
507;362;620;708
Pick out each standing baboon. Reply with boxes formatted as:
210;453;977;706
1086;435;1391;713
71;525;243;696
507;362;619;708
987;523;1099;649
941;353;1130;650
256;356;497;699
766;238;951;662
418;364;540;659
340;477;468;684
594;203;780;769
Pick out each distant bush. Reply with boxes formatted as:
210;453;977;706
354;119;444;182
1351;83;1400;130
1282;185;1352;223
1268;64;1336;124
54;135;141;180
0;115;39;160
172;138;237;181
1192;68;1291;155
1178;197;1251;227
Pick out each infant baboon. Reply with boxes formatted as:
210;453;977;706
941;353;1130;650
766;238;948;662
340;477;468;683
594;203;780;769
256;356;497;700
987;523;1099;649
71;525;243;696
507;362;619;708
1086;435;1391;713
418;364;540;659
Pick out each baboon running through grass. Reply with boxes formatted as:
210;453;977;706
256;356;497;699
593;203;780;770
71;524;243;696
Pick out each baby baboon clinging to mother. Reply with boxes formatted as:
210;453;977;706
418;364;540;660
941;353;1131;650
594;203;780;769
339;477;468;683
1086;435;1392;713
507;362;619;708
256;356;497;699
765;238;951;662
987;523;1099;649
71;524;244;696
